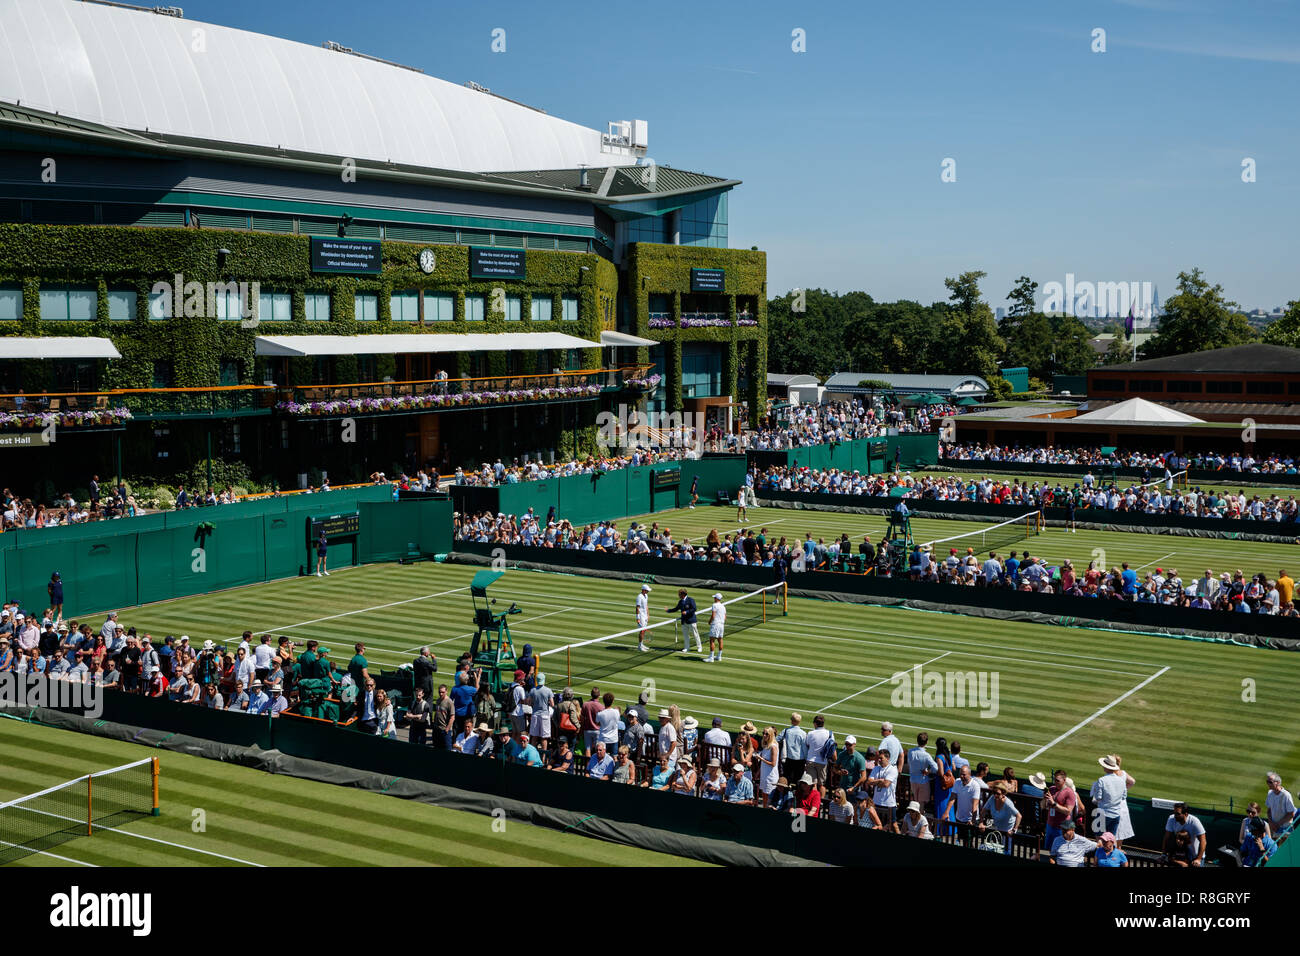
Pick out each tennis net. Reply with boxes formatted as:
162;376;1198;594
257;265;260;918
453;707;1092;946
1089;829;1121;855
0;757;159;866
1135;470;1188;494
919;511;1041;558
540;582;787;687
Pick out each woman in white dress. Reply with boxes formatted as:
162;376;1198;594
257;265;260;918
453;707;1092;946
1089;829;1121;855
758;726;780;807
1091;754;1136;844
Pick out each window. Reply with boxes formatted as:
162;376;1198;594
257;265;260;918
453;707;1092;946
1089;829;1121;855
149;289;172;319
357;356;376;382
0;288;21;321
107;290;136;321
255;291;291;322
305;293;330;321
503;294;522;322
212;287;246;321
1093;378;1125;392
530;296;552;322
39;287;95;321
1206;380;1243;394
1246;380;1284;395
152;360;174;388
465;295;485;321
425;293;454;321
1127;379;1163;392
561;295;579;321
1166;380;1202;393
390;291;419;322
354;294;378;321
219;360;240;386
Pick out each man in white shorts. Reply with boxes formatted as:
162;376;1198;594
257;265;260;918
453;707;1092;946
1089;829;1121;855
705;592;726;662
636;583;652;652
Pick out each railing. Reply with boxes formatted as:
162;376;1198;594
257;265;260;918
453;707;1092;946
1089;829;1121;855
0;365;656;425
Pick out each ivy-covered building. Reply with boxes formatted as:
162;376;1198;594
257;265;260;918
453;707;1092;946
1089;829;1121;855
0;0;765;490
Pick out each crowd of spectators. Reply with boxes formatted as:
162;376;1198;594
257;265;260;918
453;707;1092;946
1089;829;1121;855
755;466;1300;522
2;477;145;530
726;399;946;453
449;449;691;488
410;668;1294;867
454;508;1297;616
940;443;1300;475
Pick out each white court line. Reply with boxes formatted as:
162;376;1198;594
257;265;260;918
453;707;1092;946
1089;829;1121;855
258;586;471;633
1020;666;1171;763
1134;552;1178;572
17;806;265;866
821;651;951;712
0;839;97;866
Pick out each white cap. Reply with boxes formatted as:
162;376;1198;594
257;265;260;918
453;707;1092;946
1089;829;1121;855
845;735;857;745
713;593;723;601
641;584;651;592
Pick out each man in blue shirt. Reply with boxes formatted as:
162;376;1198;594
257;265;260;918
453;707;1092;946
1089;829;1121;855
906;732;939;808
1120;563;1138;596
586;742;615;779
724;763;755;805
1240;818;1277;866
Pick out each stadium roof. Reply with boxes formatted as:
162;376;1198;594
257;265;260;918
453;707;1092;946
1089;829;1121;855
1099;344;1300;374
823;373;990;395
1070;398;1204;425
254;333;602;358
0;0;636;175
767;373;820;387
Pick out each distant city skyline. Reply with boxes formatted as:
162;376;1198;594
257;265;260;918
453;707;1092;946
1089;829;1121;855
178;0;1298;311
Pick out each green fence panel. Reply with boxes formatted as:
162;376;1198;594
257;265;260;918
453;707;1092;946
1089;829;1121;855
497;479;559;522
417;498;454;555
681;457;746;502
557;468;630;526
625;466;653;516
359;500;419;562
263;514;302;580
5;536;125;616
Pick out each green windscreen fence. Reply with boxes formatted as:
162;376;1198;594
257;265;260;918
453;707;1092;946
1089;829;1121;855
447;458;747;527
1;493;453;617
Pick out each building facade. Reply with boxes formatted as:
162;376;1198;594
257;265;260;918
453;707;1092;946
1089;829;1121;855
0;0;766;491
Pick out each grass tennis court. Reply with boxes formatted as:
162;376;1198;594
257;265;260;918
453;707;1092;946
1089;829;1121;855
636;504;1300;576
69;553;1300;813
0;720;708;867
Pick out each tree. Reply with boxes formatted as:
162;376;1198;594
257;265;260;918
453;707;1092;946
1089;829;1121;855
1047;313;1099;375
1101;335;1133;366
1262;301;1300;349
1006;275;1038;318
1141;268;1254;359
1002;311;1055;379
944;270;988;317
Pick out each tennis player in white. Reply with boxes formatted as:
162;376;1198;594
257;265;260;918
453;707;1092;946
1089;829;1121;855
736;486;748;524
705;592;726;662
636;584;652;652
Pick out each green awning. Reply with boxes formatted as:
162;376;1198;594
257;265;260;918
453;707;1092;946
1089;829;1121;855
957;397;980;407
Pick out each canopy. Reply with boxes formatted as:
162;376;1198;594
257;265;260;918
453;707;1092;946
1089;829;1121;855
1071;398;1204;425
600;331;659;347
254;332;602;357
957;397;980;407
0;337;121;359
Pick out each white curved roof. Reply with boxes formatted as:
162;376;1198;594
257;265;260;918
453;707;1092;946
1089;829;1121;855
0;0;633;173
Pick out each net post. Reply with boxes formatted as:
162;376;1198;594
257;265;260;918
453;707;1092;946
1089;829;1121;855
151;757;161;816
87;772;93;837
782;580;788;616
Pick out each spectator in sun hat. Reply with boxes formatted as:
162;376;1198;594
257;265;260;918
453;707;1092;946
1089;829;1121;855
1095;831;1128;867
670;756;697;796
1091;754;1136;844
903;800;933;839
793;772;822;817
267;683;289;717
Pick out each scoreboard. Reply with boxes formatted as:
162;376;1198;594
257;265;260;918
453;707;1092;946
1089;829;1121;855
308;511;360;542
652;466;681;489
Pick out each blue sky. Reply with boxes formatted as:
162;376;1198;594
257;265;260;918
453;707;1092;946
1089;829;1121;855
186;0;1297;312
